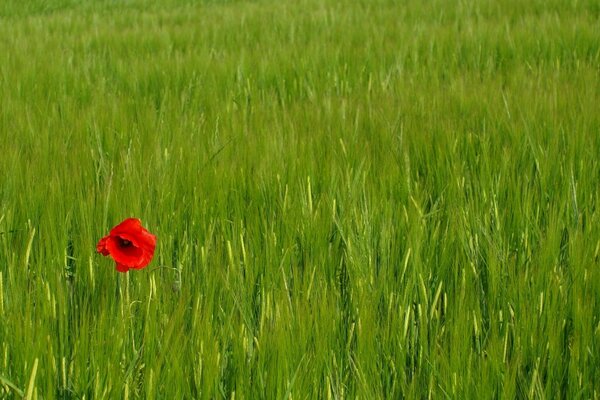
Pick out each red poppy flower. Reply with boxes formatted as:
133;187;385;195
96;218;157;273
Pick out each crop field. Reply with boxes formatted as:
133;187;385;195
1;0;599;398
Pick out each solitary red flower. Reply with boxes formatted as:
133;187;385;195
96;218;157;273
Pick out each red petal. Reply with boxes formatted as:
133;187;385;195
105;236;144;267
137;229;157;256
96;236;110;256
115;263;129;273
110;218;143;236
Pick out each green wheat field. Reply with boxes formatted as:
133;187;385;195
1;0;600;398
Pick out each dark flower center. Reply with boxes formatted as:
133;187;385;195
118;238;133;248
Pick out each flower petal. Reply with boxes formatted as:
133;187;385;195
115;263;129;273
105;236;144;267
96;236;110;256
137;229;157;256
110;218;143;236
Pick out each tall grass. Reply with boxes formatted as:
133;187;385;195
1;0;599;397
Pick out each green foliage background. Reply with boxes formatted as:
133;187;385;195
1;0;599;397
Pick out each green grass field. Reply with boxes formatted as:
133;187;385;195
1;0;599;398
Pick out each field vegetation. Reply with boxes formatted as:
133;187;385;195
1;0;599;397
